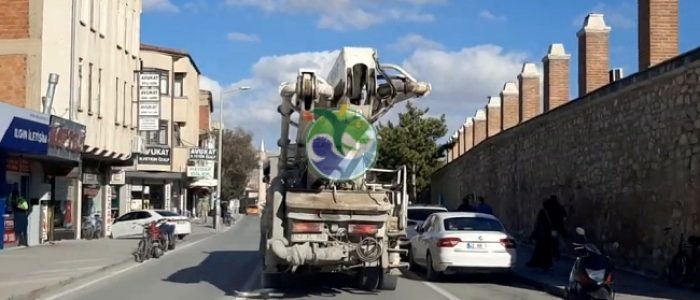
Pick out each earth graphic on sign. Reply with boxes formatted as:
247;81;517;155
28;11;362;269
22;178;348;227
306;107;378;181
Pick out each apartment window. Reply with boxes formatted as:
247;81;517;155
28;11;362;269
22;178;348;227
125;7;132;53
160;72;169;95
174;73;185;97
122;2;129;51
79;0;89;26
90;0;97;31
116;0;124;49
173;124;182;146
77;58;83;111
140;120;168;145
130;84;135;129
123;81;127;126
115;77;120;125
97;68;102;117
87;63;93;114
98;0;107;36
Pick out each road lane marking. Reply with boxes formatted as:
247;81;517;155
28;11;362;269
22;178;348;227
42;231;223;300
422;281;461;300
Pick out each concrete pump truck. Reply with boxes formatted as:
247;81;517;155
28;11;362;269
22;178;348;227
260;47;432;291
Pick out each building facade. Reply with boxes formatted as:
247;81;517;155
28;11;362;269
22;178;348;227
0;0;142;245
123;44;204;215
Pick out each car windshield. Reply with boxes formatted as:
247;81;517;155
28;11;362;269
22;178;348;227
407;208;446;221
155;210;179;217
443;217;505;232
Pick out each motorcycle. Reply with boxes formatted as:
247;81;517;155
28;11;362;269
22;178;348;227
565;227;615;300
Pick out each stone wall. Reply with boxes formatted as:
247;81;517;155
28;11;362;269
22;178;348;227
431;47;700;276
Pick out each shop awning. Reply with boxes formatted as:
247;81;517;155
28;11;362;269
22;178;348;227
189;178;218;187
125;171;185;180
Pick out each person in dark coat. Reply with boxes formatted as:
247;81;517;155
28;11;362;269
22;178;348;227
526;198;555;270
547;195;567;259
456;194;475;212
475;197;494;215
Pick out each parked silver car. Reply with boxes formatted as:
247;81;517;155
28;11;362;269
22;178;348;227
399;205;448;255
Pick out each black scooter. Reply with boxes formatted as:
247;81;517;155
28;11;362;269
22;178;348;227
565;227;615;300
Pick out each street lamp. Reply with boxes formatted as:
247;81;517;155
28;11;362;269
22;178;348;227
214;86;251;230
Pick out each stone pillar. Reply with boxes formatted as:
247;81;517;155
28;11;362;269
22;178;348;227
518;63;541;122
578;13;611;97
543;43;571;112
464;117;474;152
638;0;679;70
473;109;487;145
500;82;519;130
457;126;465;156
486;96;501;137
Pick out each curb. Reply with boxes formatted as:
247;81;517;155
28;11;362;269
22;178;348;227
6;219;243;300
512;271;567;299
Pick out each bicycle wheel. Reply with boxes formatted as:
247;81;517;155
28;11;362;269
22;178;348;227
134;240;145;263
669;253;687;286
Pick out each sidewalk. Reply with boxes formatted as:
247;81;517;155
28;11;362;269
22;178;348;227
0;223;226;300
513;246;700;300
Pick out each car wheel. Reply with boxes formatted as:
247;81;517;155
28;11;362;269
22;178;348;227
426;253;442;282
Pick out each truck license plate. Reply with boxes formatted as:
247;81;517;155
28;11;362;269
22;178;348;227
292;233;328;242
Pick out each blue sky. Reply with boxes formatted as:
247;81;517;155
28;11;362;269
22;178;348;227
141;0;700;148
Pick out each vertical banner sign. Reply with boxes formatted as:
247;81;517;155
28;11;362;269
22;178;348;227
138;72;161;131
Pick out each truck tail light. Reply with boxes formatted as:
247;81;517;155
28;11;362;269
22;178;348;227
500;238;517;249
292;222;323;233
438;237;461;247
348;224;378;235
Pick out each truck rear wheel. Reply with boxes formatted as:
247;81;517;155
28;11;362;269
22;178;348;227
357;267;382;291
379;273;398;290
263;273;289;289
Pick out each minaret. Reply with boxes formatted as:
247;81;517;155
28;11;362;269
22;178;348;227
257;140;267;209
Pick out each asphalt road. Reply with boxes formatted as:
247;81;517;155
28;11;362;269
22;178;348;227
48;216;557;300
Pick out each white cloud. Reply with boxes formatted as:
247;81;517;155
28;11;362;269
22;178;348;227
478;9;507;22
226;32;261;43
208;44;530;146
573;2;636;29
389;34;444;52
142;0;179;13
399;45;528;136
224;0;442;30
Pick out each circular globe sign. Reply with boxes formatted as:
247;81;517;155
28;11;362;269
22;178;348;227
306;107;378;181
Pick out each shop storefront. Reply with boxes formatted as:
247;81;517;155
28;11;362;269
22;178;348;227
0;102;51;250
125;172;185;213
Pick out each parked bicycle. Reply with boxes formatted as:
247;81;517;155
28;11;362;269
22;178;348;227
133;219;174;262
667;229;700;288
81;214;102;240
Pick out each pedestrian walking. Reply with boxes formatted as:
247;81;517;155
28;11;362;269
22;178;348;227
475;197;494;215
456;194;475;212
526;198;556;270
10;188;30;247
547;195;567;259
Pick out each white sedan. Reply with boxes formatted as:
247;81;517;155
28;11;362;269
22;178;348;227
110;210;191;240
409;212;516;280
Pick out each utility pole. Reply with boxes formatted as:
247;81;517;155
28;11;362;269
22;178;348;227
411;164;417;204
214;86;250;230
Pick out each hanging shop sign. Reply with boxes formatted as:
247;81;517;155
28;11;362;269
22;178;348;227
138;146;171;165
0;102;50;155
138;102;160;116
47;115;86;161
188;148;217;160
186;161;215;179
